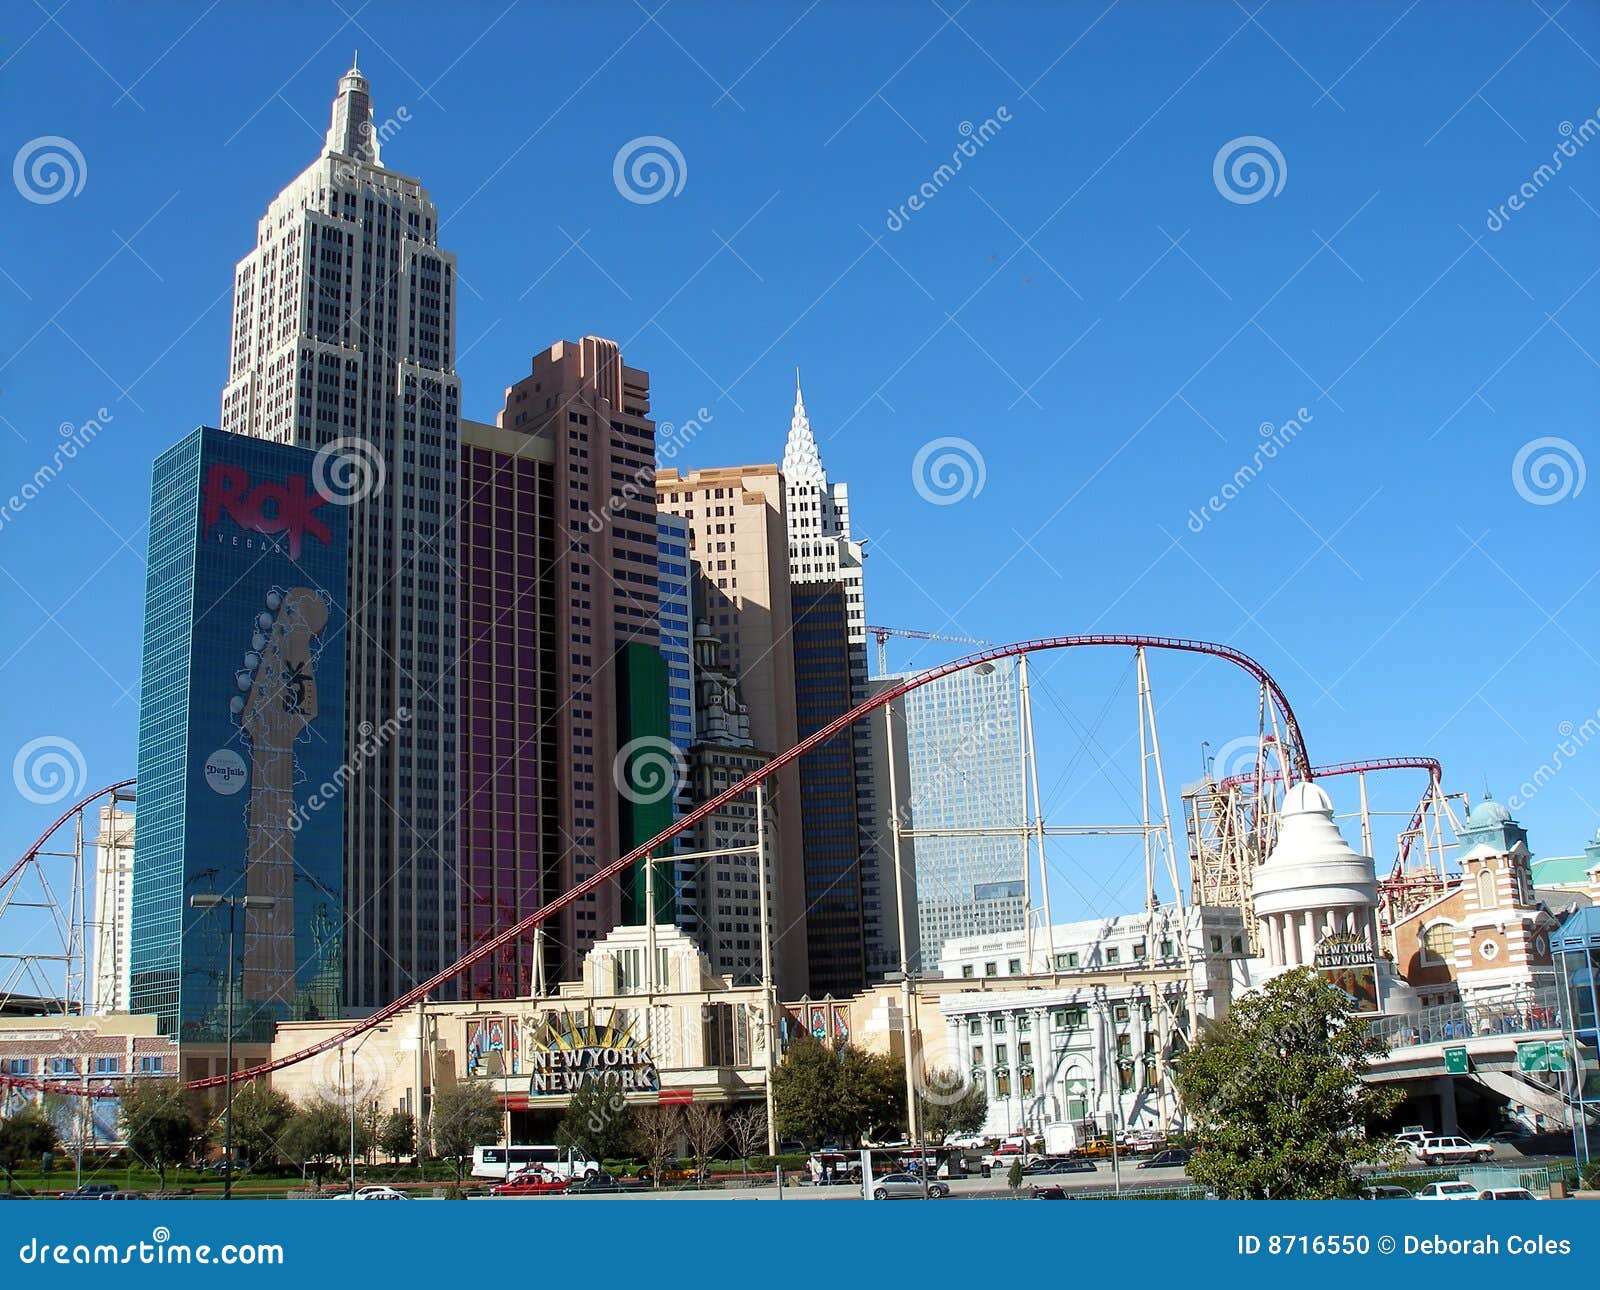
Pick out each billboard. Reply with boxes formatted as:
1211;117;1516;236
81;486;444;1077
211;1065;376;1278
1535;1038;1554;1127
132;427;348;1044
1314;931;1381;1017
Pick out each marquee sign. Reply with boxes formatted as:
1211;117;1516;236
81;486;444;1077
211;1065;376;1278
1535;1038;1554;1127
525;1010;659;1096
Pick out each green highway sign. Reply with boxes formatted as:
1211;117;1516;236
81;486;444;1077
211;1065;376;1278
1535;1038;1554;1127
1444;1046;1469;1074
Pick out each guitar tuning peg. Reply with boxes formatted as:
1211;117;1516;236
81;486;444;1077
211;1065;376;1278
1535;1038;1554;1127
243;652;261;671
236;670;253;691
266;590;282;611
229;696;245;716
252;632;267;651
256;612;273;632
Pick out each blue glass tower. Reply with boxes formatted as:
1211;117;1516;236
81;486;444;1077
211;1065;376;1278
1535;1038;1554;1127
130;427;348;1044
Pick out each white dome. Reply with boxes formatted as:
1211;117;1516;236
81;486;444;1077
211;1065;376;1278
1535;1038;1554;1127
1253;779;1378;919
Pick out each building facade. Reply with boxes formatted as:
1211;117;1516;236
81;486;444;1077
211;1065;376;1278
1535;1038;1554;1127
219;63;461;1008
657;465;809;994
892;659;1027;972
130;427;348;1049
933;907;1248;1139
781;379;885;988
90;804;135;1015
457;419;561;998
495;336;671;977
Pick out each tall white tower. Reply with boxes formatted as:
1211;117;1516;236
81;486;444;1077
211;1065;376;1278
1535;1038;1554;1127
90;804;135;1014
220;60;461;1006
782;375;889;982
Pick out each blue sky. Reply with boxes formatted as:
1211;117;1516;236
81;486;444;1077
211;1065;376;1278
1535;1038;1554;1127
1;1;1596;937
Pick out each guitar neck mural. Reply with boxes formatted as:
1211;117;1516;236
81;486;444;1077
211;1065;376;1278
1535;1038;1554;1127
234;587;329;1005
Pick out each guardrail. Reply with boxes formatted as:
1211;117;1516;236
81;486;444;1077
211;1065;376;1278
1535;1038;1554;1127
1370;986;1567;1051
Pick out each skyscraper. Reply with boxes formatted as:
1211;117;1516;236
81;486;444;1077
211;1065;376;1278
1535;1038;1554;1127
457;418;560;998
892;659;1027;970
130;427;348;1055
657;464;809;993
495;336;671;979
219;63;460;1008
781;377;886;990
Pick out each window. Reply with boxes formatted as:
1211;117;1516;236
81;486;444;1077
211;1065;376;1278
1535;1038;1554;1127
1053;952;1074;970
972;1045;984;1064
1106;947;1120;964
992;1018;1007;1035
961;964;974;979
1;1059;32;1075
138;1056;164;1074
1159;938;1174;957
93;1057;120;1074
1476;868;1497;909
983;962;997;977
995;1071;1011;1096
49;1057;75;1075
1017;1015;1031;1033
1133;941;1147;959
1007;958;1022;974
1210;935;1224;953
1420;923;1453;965
1019;1042;1032;1064
994;1044;1009;1066
1231;936;1244;953
1113;1004;1130;1023
969;1017;983;1035
1054;1007;1086;1028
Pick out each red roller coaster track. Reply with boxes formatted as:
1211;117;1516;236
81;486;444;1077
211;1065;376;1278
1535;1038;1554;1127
1217;756;1441;793
0;779;136;896
1;635;1309;1099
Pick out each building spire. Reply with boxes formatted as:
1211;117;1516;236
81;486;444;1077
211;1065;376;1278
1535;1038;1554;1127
325;57;382;167
782;368;827;487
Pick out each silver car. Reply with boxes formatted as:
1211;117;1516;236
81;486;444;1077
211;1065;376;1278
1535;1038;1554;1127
873;1172;948;1200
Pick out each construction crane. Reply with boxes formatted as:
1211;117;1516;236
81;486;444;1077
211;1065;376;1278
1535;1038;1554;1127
868;624;992;675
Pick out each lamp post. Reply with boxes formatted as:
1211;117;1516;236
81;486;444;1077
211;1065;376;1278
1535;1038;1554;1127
347;1028;379;1197
189;893;276;1201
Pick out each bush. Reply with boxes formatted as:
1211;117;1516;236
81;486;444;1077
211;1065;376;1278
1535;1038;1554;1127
1581;1161;1600;1192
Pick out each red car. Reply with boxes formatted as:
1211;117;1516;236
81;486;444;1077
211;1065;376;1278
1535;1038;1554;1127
490;1169;571;1197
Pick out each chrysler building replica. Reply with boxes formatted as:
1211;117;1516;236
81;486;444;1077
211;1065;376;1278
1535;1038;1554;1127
220;62;461;1006
782;375;888;988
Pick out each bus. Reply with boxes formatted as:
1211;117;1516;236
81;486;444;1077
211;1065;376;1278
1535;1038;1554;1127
470;1145;602;1181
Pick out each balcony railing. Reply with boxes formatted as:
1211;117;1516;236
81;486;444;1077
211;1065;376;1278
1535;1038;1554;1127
1369;985;1566;1051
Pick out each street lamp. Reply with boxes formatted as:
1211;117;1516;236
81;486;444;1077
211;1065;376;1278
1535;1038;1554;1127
347;1028;380;1197
189;893;276;1200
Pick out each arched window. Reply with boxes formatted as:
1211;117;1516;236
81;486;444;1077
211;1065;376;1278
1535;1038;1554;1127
1476;867;1497;909
1420;923;1454;965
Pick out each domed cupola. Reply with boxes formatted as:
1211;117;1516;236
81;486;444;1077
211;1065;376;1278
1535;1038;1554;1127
1252;782;1380;969
1457;791;1529;859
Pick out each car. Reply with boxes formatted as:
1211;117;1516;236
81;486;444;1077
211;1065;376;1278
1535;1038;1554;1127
204;1158;250;1174
331;1185;410;1200
490;1168;571;1197
1023;1158;1096;1176
1415;1181;1479;1201
58;1184;119;1200
1476;1187;1540;1200
980;1144;1032;1168
95;1191;147;1200
1137;1148;1192;1170
1414;1135;1493;1166
1360;1185;1413;1200
637;1163;700;1184
1124;1131;1165;1154
944;1133;988;1150
1032;1184;1074;1199
1393;1124;1428;1145
565;1171;624;1193
872;1172;948;1200
1073;1137;1116;1159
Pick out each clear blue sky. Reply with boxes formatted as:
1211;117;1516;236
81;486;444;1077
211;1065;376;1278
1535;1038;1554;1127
2;1;1596;933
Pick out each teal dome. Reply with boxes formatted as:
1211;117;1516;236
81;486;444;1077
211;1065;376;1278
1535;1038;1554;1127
1467;796;1512;828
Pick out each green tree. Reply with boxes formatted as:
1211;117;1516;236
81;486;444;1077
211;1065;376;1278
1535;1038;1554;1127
378;1109;416;1163
917;1066;988;1144
120;1080;199;1188
428;1082;503;1187
278;1100;347;1186
1174;967;1401;1199
555;1078;632;1165
772;1036;906;1146
228;1080;294;1169
1006;1157;1024;1194
0;1106;59;1193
